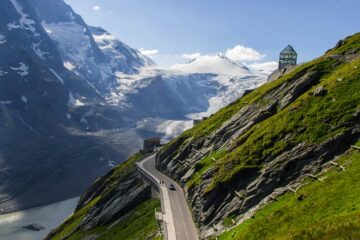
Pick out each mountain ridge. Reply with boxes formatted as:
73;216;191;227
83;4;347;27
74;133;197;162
47;32;360;239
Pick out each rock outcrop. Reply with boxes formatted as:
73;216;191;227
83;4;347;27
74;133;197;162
157;33;360;237
267;65;297;82
23;224;45;231
46;154;153;239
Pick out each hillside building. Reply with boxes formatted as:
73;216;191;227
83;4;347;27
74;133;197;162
142;138;161;153
279;45;297;70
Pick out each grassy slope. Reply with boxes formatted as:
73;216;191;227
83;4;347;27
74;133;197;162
162;33;360;193
95;199;162;240
49;153;162;240
217;141;360;240
205;55;360;190
50;195;100;240
68;199;162;240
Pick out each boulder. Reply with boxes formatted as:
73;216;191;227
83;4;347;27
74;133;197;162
313;86;327;96
242;89;254;96
22;224;45;231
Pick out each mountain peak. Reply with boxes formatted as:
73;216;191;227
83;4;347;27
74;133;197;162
170;53;251;76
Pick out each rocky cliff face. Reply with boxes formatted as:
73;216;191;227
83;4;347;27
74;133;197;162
157;33;360;237
48;33;359;240
45;153;159;240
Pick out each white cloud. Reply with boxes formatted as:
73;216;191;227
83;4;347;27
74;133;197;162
225;45;265;62
139;48;159;57
181;53;201;60
247;61;278;75
93;5;101;11
151;44;276;74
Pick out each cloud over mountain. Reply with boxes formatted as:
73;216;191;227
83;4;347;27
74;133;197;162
225;44;265;62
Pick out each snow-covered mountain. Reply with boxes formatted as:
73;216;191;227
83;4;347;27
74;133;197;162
0;0;152;213
0;0;268;213
167;54;266;114
109;54;266;117
170;54;251;77
33;0;154;92
90;26;155;73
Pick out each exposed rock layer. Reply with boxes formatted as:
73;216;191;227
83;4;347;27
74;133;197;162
157;34;360;237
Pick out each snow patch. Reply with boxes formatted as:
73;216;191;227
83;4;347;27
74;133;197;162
44;28;52;34
66;113;71;120
49;68;64;84
0;100;12;105
64;61;76;71
92;32;117;46
32;42;49;59
108;160;116;167
68;12;75;21
0;34;6;44
8;0;37;34
0;70;8;76
68;92;85;107
11;62;29;76
42;21;92;65
21;95;27;103
7;23;21;30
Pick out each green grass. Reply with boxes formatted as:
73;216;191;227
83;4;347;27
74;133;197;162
49;152;154;240
197;56;360;192
186;150;226;188
217;141;360;240
96;152;147;201
67;199;162;240
205;56;360;191
326;32;360;55
50;196;101;240
97;199;162;240
161;33;360;193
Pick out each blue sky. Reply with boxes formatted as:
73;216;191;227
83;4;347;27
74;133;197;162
65;0;359;66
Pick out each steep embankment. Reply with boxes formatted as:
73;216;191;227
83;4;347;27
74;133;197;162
217;141;360;239
46;153;162;240
157;32;360;237
49;33;359;240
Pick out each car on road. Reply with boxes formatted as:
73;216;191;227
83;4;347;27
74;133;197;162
169;183;176;191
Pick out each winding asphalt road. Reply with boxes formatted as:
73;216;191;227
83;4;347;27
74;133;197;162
136;154;198;240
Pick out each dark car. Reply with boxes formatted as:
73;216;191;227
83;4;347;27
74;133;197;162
169;183;176;191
